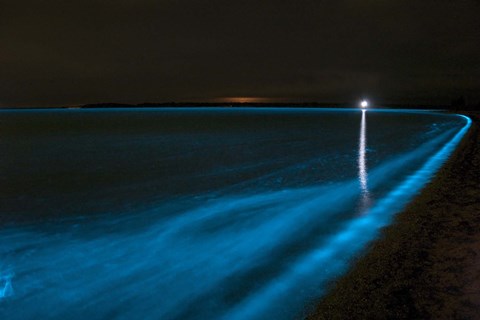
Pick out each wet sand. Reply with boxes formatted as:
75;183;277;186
308;112;480;319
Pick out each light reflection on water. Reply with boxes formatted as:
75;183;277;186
0;110;471;319
358;109;371;212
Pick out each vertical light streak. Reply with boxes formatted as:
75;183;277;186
358;110;369;209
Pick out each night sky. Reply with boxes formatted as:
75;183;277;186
2;0;479;107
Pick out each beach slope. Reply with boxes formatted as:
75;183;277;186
308;112;480;319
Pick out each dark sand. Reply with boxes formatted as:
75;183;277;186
308;112;480;319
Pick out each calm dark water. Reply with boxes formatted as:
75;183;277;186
0;108;470;319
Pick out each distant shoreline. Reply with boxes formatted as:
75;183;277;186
307;111;480;319
2;102;475;111
77;102;452;110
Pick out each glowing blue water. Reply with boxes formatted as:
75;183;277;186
0;108;470;319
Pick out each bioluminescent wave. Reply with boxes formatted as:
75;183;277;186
0;272;13;299
0;108;470;319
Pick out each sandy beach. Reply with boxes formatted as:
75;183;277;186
308;111;480;319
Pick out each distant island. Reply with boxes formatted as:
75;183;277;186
2;100;478;111
72;101;478;111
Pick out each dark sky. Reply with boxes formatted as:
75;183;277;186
1;0;479;107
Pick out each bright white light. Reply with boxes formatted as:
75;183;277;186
360;100;368;108
358;109;369;209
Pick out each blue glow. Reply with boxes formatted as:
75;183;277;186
220;114;471;319
0;272;14;299
0;111;471;319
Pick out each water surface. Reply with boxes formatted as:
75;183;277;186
0;108;470;319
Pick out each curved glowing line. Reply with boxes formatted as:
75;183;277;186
221;114;472;320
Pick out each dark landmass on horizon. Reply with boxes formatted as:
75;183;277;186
2;99;479;111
